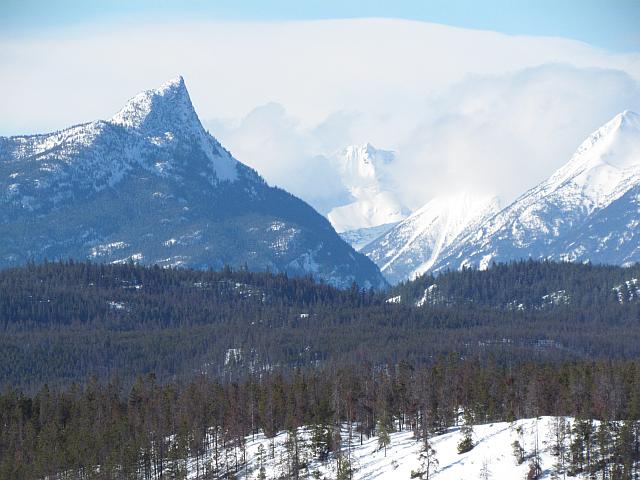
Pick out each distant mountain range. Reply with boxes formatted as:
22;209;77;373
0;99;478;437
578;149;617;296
2;76;638;288
0;77;386;289
362;110;640;283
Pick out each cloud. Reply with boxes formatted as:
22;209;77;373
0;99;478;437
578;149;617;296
1;19;639;211
393;64;640;206
209;64;640;211
210;103;350;213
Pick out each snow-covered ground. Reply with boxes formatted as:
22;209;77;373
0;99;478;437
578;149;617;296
187;417;587;479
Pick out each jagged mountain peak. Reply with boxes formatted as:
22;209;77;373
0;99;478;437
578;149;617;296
110;75;201;137
334;144;395;190
108;76;239;182
339;143;395;170
569;110;640;167
541;110;640;210
616;109;640;128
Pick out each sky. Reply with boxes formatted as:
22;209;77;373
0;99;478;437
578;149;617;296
2;0;640;52
1;1;640;211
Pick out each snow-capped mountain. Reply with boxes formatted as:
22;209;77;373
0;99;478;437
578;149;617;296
0;77;386;289
430;110;640;273
363;193;500;284
327;144;409;234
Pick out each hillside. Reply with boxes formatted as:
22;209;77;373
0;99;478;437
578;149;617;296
431;111;640;274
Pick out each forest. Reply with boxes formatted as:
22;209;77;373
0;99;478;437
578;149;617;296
1;260;639;390
1;260;640;478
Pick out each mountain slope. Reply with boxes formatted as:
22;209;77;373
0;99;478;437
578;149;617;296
431;110;640;272
363;193;500;284
327;143;409;233
339;221;401;251
0;77;386;289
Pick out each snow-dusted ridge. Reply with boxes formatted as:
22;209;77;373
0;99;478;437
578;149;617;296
429;110;640;274
1;76;241;206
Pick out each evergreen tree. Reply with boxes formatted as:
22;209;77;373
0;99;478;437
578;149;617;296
457;410;475;454
419;442;439;480
336;455;353;480
377;415;392;457
549;416;567;479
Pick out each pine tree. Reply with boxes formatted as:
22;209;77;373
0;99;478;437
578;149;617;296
526;457;542;480
420;442;439;480
570;418;594;475
512;440;526;465
311;422;332;461
527;421;542;480
336;455;353;480
457;411;475;454
377;416;392;457
549;416;567;479
596;421;612;479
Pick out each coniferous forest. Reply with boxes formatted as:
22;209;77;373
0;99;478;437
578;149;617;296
1;260;640;478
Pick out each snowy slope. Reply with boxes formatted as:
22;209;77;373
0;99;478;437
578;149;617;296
339;222;400;251
363;193;500;284
327;144;409;233
0;77;386;289
185;417;590;479
431;110;640;273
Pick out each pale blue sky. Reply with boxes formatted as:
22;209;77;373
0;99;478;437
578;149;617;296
2;0;639;52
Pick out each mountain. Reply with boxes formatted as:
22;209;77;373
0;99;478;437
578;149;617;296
430;110;640;273
0;77;386;289
339;222;401;251
362;193;500;284
327;144;409;235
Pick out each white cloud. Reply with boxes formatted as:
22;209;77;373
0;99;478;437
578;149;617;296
211;103;350;213
393;64;640;206
209;64;640;211
1;18;639;210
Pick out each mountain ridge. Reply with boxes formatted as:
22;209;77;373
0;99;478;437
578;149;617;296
430;109;640;274
361;110;640;283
